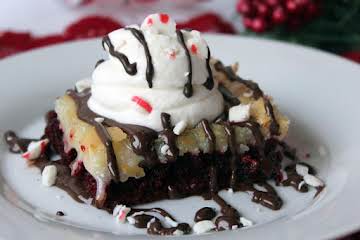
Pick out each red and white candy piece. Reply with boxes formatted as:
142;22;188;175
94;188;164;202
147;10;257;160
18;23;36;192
141;13;176;35
131;96;152;114
113;205;131;224
185;30;208;59
22;139;49;160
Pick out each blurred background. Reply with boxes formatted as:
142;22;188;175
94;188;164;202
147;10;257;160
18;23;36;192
0;0;359;63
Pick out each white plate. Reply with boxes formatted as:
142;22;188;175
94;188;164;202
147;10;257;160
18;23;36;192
0;34;360;240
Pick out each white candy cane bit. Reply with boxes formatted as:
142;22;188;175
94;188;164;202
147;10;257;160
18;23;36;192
22;139;49;160
75;78;91;93
94;117;104;123
160;145;170;155
298;181;306;190
296;164;309;177
173;120;187;135
303;174;324;188
42;165;57;187
113;205;131;224
240;217;253;227
229;104;251;123
78;195;93;205
147;218;156;228
165;216;178;227
127;216;136;225
193;220;215;234
172;229;184;236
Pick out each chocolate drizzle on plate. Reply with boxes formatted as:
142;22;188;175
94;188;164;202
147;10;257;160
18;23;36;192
3;131;34;153
102;36;137;75
176;30;193;98
214;61;280;136
125;27;154;88
194;207;216;222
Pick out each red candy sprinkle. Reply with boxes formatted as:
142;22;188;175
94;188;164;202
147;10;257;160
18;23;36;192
69;129;75;140
22;152;30;160
190;44;198;54
169;50;176;59
80;145;86;152
159;13;169;24
147;18;153;26
131;96;153;113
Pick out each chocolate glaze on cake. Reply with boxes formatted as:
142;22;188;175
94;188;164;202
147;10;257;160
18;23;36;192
176;30;193;98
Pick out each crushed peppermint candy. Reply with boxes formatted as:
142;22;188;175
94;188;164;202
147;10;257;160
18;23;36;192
75;78;92;93
94;117;104;123
113;205;131;224
303;174;324;188
22;139;49;160
131;96;153;113
42;165;57;187
173;120;187;135
229;104;251;123
240;217;253;227
160;144;170;156
78;195;93;205
193;220;215;234
296;164;309;177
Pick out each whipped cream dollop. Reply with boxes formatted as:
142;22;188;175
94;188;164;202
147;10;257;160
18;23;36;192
88;13;224;130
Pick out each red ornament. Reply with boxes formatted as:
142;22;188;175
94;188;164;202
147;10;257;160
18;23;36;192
236;0;321;33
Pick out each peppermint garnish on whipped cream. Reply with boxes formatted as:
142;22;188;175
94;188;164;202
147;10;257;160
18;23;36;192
88;13;224;131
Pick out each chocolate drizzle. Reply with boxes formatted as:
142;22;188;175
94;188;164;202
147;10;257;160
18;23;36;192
223;122;238;189
95;59;105;68
102;36;137;75
194;207;216;222
125;27;154;88
3;131;34;153
129;208;191;235
218;84;241;107
176;30;193;98
159;113;179;162
203;47;214;90
214;61;280;136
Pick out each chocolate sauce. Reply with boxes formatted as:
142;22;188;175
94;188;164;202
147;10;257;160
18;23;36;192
159;113;179;162
282;163;309;192
95;59;105;68
176;30;193;98
234;182;283;210
102;36;137;75
218;84;241;107
194;207;216;222
212;193;240;219
125;28;154;88
130;208;191;235
132;214;154;228
147;218;191;235
3;131;34;153
215;216;241;231
56;211;65;216
214;61;280;136
203;47;214;90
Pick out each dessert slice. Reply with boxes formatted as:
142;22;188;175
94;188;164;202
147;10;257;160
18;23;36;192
5;13;325;236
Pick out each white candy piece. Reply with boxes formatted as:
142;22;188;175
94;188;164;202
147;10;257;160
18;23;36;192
296;164;309;176
113;205;131;224
193;220;215;234
75;78;92;93
298;181;306;190
172;229;184;236
94;117;104;123
229;104;251;123
173;120;187;135
141;13;176;35
22;139;49;160
240;217;253;227
303;174;324;187
42;165;57;187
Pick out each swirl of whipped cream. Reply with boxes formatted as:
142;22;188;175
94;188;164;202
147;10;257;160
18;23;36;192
88;13;224;131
